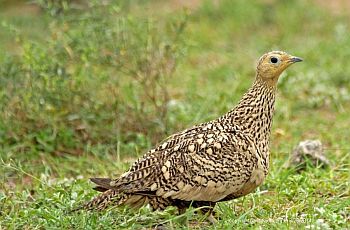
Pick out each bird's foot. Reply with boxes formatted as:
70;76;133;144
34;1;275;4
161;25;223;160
207;213;218;224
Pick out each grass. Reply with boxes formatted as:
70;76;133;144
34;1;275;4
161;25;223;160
0;0;349;229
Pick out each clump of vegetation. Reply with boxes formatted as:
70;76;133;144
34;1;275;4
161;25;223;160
0;0;188;158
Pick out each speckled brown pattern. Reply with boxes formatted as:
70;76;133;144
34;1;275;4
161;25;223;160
75;51;302;217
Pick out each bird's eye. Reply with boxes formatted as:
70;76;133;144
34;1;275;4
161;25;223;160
270;57;279;64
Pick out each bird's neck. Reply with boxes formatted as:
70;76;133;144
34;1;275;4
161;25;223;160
222;76;277;165
227;77;277;131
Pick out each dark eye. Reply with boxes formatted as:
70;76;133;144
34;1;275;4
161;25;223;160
270;57;279;64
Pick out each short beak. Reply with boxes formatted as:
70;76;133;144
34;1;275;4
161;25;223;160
289;56;303;63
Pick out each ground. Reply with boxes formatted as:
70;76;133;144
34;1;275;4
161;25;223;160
0;0;349;229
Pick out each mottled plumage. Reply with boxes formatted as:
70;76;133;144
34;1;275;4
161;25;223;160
75;51;302;219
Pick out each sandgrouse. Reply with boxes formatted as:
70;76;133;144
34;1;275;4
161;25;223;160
76;51;302;220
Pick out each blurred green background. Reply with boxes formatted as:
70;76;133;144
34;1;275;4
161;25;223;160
0;0;349;229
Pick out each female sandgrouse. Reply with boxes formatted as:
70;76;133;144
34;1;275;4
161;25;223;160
76;51;302;219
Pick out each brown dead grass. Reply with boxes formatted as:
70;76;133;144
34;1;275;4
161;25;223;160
315;0;350;15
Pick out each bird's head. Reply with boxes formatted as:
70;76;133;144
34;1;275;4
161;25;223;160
256;51;302;85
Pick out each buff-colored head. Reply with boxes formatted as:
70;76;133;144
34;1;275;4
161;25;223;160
256;51;302;85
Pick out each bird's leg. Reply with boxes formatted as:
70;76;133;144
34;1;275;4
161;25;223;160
173;200;218;224
205;202;217;224
192;201;217;224
172;199;191;215
207;214;218;224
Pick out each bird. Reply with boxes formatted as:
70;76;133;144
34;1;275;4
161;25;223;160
74;51;302;221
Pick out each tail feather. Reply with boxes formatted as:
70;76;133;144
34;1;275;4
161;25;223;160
90;178;113;190
71;177;173;212
93;186;109;192
71;190;176;212
71;177;140;212
72;190;151;211
72;189;120;212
